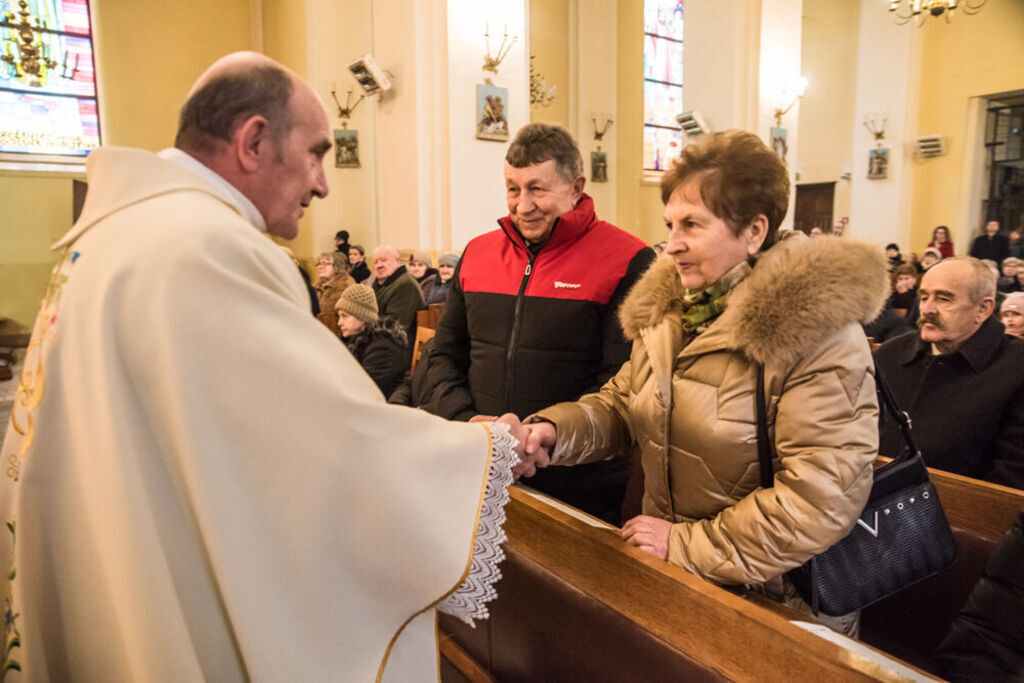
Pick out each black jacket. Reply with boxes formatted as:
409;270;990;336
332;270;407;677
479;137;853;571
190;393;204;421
874;316;1024;487
350;261;371;283
422;195;655;522
344;316;411;398
970;233;1010;263
937;509;1024;681
371;265;425;344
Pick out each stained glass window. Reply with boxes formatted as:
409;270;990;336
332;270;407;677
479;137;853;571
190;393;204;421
643;0;683;172
0;0;100;158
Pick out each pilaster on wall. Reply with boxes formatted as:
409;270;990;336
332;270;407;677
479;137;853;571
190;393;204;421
682;0;760;135
573;0;618;222
758;0;801;231
302;0;377;256
847;1;922;248
447;0;529;250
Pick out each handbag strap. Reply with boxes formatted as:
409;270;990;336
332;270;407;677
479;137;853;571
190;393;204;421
754;357;920;487
755;364;774;489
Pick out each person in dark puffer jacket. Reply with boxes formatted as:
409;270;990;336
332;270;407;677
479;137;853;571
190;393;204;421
336;284;411;397
936;509;1024;682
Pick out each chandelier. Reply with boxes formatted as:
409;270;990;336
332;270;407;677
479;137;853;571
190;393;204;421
889;0;987;25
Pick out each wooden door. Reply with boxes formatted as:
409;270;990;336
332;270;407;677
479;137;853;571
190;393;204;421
794;181;836;234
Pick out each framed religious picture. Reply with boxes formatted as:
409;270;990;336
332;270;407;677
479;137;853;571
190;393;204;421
868;147;889;179
334;129;360;168
476;84;509;142
770;127;788;165
591;151;608;182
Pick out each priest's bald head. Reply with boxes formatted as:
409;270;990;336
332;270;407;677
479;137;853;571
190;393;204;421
174;51;332;239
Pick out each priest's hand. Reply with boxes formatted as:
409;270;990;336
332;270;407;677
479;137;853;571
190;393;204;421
469;414;499;423
621;516;671;560
493;414;551;480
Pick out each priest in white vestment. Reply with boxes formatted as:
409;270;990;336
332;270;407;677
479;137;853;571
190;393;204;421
0;52;527;681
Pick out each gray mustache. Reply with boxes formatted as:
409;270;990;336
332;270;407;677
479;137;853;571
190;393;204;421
918;314;944;330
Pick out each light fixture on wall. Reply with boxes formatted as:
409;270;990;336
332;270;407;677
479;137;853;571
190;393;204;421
1;0;60;87
482;23;517;84
676;110;710;137
330;89;364;129
773;77;807;128
889;0;987;25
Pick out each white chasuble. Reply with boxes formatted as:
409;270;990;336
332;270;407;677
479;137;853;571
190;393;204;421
0;147;517;681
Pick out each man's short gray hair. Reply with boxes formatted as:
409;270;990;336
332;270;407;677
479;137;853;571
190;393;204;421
505;122;584;183
175;64;294;157
945;256;997;304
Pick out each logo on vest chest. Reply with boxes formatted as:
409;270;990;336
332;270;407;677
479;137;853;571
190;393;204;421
553;281;582;289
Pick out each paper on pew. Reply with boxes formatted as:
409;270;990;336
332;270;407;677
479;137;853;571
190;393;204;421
792;621;940;682
515;484;616;529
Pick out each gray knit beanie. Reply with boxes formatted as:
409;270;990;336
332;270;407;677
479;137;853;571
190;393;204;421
335;284;379;324
438;252;460;268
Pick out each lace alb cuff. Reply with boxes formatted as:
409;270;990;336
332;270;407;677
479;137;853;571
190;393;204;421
437;421;519;626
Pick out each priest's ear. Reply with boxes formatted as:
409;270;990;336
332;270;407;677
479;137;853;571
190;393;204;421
234;115;275;173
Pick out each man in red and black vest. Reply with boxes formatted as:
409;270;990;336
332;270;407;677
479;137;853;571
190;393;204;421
421;123;655;524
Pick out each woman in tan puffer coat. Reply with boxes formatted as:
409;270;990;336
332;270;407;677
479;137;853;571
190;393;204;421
523;131;891;628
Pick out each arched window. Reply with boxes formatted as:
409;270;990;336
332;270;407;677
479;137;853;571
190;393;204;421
0;0;101;163
643;0;683;172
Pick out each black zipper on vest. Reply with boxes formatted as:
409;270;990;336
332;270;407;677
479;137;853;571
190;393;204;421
504;255;535;411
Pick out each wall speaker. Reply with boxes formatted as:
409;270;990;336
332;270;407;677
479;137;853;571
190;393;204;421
348;54;392;95
915;135;946;158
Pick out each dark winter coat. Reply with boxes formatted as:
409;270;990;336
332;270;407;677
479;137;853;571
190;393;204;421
371;265;425;344
344;316;411;398
422;194;655;522
874;316;1024;487
425;278;452;306
350;260;371;284
970;233;1010;263
936;508;1024;681
415;268;441;304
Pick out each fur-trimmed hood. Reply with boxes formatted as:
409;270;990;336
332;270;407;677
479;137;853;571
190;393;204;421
344;315;409;352
619;234;890;367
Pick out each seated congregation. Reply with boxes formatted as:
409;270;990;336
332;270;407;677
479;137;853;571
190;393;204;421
315;124;1024;678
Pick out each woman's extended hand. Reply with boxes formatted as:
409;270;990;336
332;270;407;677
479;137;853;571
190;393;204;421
494;414;553;480
621;515;671;560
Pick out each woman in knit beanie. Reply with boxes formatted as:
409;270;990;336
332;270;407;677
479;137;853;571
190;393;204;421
336;285;411;397
408;251;440;303
426;252;460;305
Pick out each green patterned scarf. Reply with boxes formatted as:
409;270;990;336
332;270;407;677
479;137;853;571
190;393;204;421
680;261;751;335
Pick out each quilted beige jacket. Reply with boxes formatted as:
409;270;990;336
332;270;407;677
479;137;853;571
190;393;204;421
534;235;891;585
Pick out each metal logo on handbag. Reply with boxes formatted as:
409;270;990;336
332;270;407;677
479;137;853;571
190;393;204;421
754;361;957;617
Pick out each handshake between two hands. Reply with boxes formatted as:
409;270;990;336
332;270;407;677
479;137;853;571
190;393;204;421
470;414;671;560
469;413;555;480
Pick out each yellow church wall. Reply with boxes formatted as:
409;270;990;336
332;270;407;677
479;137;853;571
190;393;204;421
1;3;257;338
615;0;665;246
261;0;315;261
796;0;860;224
529;0;571;128
910;2;1024;253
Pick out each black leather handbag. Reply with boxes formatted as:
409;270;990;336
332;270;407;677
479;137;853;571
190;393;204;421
754;361;957;617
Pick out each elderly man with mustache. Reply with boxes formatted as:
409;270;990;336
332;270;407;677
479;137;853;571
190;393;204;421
874;257;1024;488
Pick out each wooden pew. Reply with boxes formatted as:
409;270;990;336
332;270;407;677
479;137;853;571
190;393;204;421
416;303;444;331
441;488;936;681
